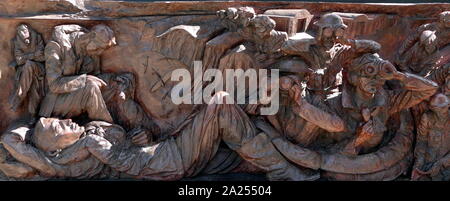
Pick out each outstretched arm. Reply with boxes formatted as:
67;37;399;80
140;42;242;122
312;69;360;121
282;76;346;133
426;63;449;86
389;72;438;115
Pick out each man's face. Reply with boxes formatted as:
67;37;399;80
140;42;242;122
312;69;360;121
357;76;384;95
17;26;30;44
41;118;85;151
86;39;108;56
255;23;271;38
320;27;345;49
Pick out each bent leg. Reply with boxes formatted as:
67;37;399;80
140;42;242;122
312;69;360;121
10;62;42;112
52;82;113;122
83;82;113;122
176;92;317;180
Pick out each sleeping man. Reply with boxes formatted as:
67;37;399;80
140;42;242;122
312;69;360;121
2;92;309;181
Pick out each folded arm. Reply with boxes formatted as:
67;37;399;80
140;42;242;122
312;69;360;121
45;41;87;94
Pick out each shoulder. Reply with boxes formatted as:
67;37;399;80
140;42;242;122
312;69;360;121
44;41;63;62
282;32;316;53
45;41;61;54
418;23;438;32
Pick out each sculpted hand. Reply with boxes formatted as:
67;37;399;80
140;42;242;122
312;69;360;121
87;75;107;88
361;120;375;135
131;130;149;146
411;158;425;180
425;161;443;177
280;76;304;106
411;168;425;181
289;84;304;107
392;69;407;81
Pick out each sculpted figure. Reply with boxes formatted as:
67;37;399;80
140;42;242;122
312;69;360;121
396;30;440;76
2;93;312;180
243;16;288;55
9;24;46;116
339;53;438;155
263;50;437;180
409;63;449;126
99;73;162;143
39;24;116;123
398;11;450;56
217;7;255;32
412;94;450;181
217;8;288;69
281;13;381;103
269;14;382;147
239;15;289;68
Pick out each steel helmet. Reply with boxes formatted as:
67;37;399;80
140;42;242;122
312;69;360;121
314;13;348;29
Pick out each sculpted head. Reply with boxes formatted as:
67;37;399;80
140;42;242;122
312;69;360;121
420;30;438;54
348;53;397;95
439;11;450;28
17;24;31;44
33;118;85;153
108;73;136;102
252;16;276;39
86;24;116;56
224;7;238;20
314;13;347;49
237;7;255;27
429;93;449;114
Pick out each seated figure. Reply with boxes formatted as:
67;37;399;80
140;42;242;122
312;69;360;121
39;24;117;123
9;24;46;116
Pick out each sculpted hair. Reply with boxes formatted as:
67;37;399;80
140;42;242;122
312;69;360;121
252;16;276;31
90;24;116;46
32;117;59;153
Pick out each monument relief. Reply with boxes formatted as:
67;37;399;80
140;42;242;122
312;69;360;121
0;0;448;181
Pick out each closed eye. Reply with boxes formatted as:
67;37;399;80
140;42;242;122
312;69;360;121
52;121;62;133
